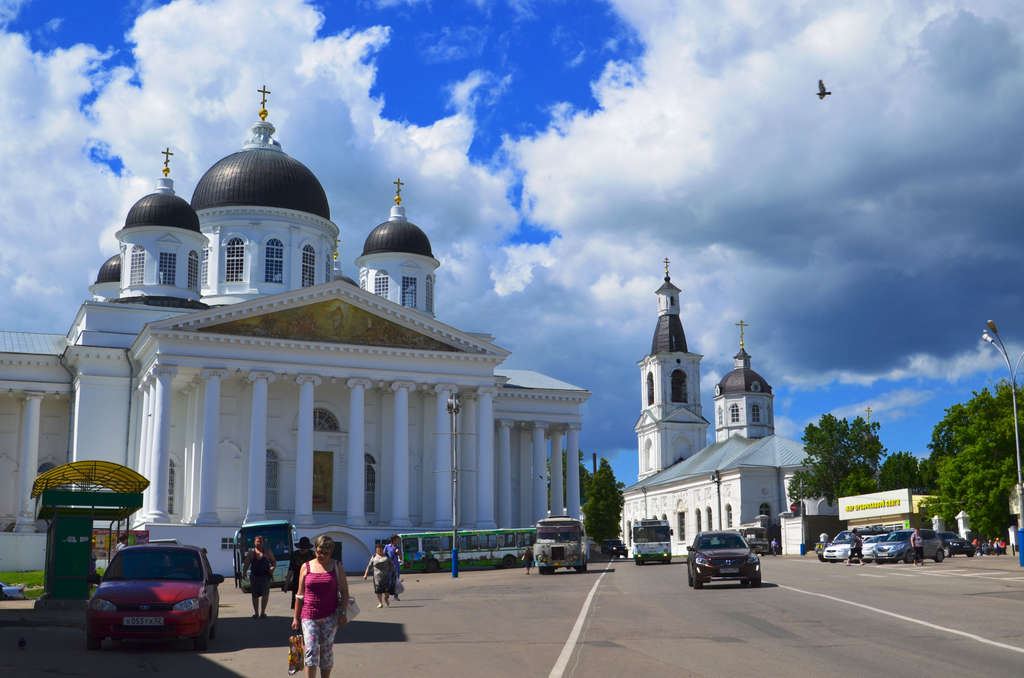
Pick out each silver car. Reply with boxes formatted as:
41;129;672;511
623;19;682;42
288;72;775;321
874;529;944;563
821;530;854;562
860;534;886;562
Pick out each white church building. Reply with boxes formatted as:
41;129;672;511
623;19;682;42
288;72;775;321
0;104;589;574
622;271;815;557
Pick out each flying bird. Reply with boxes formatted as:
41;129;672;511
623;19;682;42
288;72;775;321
817;80;832;100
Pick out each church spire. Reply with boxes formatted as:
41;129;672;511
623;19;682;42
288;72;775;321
651;258;686;353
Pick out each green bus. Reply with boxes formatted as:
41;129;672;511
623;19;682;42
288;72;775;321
398;528;537;573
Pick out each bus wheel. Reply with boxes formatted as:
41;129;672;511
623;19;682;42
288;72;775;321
575;563;588;573
426;559;440;573
502;554;517;569
540;566;554;575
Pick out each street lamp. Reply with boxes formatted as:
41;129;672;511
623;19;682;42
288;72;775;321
641;486;649;519
981;319;1024;567
711;470;722;530
446;393;461;578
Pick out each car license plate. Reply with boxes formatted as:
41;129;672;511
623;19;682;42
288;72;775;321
719;567;739;574
123;616;163;626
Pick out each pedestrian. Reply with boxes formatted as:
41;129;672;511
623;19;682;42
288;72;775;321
770;538;778;556
910;527;924;567
292;535;349;678
847;531;864;566
522;546;534;574
114;533;129;553
287;537;316;609
385;535;403;601
242;534;277;618
362;542;393;608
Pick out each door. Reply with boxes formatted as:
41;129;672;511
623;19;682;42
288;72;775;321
313;450;333;511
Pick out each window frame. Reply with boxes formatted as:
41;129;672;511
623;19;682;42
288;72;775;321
374;270;389;298
187;250;199;291
401;275;417;307
301;244;316;287
130;245;145;285
264;238;284;283
225;237;245;282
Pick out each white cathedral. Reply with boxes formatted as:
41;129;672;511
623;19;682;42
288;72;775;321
622;271;811;556
0;102;589;573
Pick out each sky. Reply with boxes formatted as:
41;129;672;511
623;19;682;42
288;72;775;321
2;0;1023;488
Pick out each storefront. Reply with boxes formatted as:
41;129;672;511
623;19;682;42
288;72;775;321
838;489;931;531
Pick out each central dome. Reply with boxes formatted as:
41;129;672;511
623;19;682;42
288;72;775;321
191;149;330;219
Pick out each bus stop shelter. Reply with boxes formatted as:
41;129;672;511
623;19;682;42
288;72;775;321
31;461;148;601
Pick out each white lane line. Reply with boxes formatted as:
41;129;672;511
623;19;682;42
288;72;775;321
856;573;886;578
548;563;610;678
778;584;1024;655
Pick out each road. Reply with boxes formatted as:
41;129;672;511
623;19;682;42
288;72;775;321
2;554;1024;677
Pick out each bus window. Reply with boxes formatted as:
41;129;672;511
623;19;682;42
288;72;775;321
403;538;419;554
486;534;499;548
422;536;441;552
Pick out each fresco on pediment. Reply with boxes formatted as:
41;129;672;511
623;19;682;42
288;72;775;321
197;299;462;352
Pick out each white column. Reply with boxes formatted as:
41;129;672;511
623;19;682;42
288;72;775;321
532;423;547;523
294;375;320;526
391;381;414;527
144;378;159;519
475;388;496;528
345;378;371;526
497;418;512;528
137;379;153;520
244;371;275;523
148;366;177;523
433;385;454;527
566;424;581;519
461;395;477;527
181;385;197;524
195;369;226;524
550;428;564;517
518;425;532;526
13;392;44;532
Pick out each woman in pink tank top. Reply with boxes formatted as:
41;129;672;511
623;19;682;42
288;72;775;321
292;535;349;678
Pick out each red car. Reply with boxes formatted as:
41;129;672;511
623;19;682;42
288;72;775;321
86;544;223;650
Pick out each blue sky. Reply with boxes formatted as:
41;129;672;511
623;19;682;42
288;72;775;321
2;0;1024;489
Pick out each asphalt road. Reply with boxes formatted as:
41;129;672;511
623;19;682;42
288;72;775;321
2;554;1023;677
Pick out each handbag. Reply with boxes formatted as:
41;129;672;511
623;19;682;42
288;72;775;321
287;632;304;675
394;578;405;595
346;596;360;622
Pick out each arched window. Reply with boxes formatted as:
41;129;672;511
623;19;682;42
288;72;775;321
717;407;723;425
426;275;434;313
671;370;687;403
200;249;209;288
706;507;713;530
187;251;199;291
696;510;702;532
644;439;653;470
759;502;771;517
301;245;315;287
325;257;332;284
401;275;417;307
364;454;377;514
168;459;176;515
374;270;389;298
225;238;244;282
751;404;761;423
725;504;733;528
265;450;280;510
646;372;654;406
158;252;176;285
360;271;368;290
677;512;686;542
130;245;145;285
264;239;283;283
730;403;740;423
313;408;339;431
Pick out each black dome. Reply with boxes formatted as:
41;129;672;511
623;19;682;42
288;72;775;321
191;149;330;219
95;254;121;284
651;314;687;353
718;367;773;395
125;192;200;232
361;219;433;258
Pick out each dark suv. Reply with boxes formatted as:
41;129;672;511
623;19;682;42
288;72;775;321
601;539;627;558
938;531;976;557
687;531;761;589
874;528;943;563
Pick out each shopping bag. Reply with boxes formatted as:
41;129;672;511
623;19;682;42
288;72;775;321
394;578;405;595
288;632;304;675
347;596;360;621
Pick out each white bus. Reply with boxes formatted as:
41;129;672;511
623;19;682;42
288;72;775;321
632;518;672;565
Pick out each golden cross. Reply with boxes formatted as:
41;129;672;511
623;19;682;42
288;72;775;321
736;319;750;349
663;257;670;277
865;406;872;424
161;147;173;177
258;84;271;121
393;177;404;205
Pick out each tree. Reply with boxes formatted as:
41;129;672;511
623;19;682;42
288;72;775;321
787;414;884;504
877;451;924;491
919;382;1019;539
583;458;624;542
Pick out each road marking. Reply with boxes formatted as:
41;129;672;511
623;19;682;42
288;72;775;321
856;573;885;578
778;584;1024;655
548;563;610;678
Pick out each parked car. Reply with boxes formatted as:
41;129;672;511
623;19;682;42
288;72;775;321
1;581;27;600
874;529;944;563
86;544;224;650
860;534;887;562
600;539;627;558
686;531;761;589
821;530;855;562
938;532;975;557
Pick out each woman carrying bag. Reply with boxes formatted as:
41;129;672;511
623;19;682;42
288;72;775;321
292;535;349;678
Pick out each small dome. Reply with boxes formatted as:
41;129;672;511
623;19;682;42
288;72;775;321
362;218;433;258
718;350;773;395
191;149;330;219
125;192;200;232
95;254;121;284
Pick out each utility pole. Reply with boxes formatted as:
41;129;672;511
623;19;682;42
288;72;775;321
447;394;461;578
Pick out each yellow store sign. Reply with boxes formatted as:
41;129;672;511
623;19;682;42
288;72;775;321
838;489;913;521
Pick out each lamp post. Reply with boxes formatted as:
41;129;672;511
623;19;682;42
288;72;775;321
641;486;649;518
981;320;1024;567
446;393;461;578
711;470;722;529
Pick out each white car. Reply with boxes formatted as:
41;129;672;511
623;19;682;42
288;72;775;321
0;581;27;600
821;530;854;561
861;535;886;562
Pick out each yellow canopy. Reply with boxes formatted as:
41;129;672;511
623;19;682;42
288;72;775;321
31;460;149;498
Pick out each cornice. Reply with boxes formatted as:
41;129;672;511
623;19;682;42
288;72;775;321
198;205;339;236
0;355;63;368
494;388;590;404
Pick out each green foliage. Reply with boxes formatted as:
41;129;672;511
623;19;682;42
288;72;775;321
583;458;624;542
787;413;885;504
920;382;1020;538
878;451;924;491
0;570;45;599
